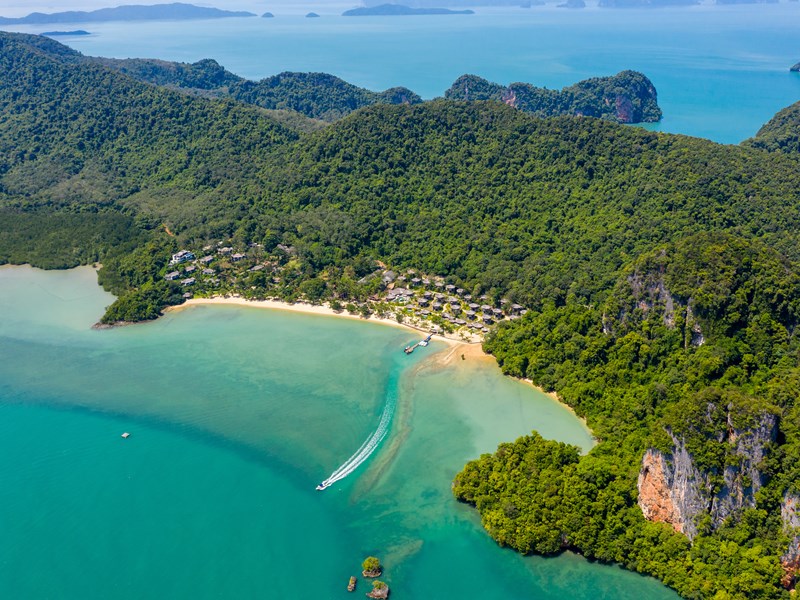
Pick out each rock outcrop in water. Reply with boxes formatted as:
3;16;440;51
638;406;778;540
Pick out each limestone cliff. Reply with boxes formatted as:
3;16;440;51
638;438;710;539
782;493;800;590
637;406;778;541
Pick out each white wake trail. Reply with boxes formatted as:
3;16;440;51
320;395;394;488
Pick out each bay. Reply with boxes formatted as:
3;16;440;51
4;4;800;143
0;266;678;598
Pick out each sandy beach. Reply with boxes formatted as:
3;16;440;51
171;295;483;346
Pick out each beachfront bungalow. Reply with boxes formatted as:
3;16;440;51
432;302;443;311
450;304;462;315
165;271;180;281
423;291;433;299
468;303;479;311
418;298;430;307
410;277;422;287
456;288;465;296
482;315;494;325
202;268;215;275
170;250;195;265
434;281;445;290
382;271;397;284
465;310;476;320
249;264;265;272
231;253;246;262
200;255;214;265
184;265;196;274
481;305;493;315
422;278;431;286
182;292;193;299
511;304;523;315
445;284;456;293
181;277;196;286
464;294;473;302
492;307;504;318
387;287;412;301
218;246;233;255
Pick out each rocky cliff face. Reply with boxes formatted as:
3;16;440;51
638;409;778;541
782;493;800;590
638;439;710;538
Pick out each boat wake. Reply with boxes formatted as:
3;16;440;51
317;394;395;490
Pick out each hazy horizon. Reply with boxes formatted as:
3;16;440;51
0;1;362;19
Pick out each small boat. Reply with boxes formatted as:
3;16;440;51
403;345;414;354
419;340;428;347
347;576;357;592
121;432;130;439
316;482;330;491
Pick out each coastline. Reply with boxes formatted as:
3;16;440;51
170;296;481;347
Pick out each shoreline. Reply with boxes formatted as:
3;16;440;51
170;296;481;347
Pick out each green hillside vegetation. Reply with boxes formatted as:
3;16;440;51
457;233;800;598
745;101;800;154
2;31;800;598
39;42;663;125
444;70;662;123
88;56;424;122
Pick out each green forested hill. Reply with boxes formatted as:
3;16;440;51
2;31;800;598
746;101;800;154
255;102;800;310
0;31;293;222
444;70;662;123
87;57;423;122
460;233;800;599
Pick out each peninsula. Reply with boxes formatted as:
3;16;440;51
343;4;475;15
0;3;256;25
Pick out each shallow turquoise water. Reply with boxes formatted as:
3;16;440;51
0;266;679;598
4;4;800;143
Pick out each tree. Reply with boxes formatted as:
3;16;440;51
362;556;381;573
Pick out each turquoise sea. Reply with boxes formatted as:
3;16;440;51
4;4;800;143
0;266;679;598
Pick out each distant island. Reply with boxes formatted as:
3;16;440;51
41;30;91;36
0;3;256;25
261;12;274;18
305;12;320;17
343;4;474;15
792;62;800;72
599;0;697;6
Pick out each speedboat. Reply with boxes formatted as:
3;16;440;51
316;482;330;491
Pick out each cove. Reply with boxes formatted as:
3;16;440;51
0;266;679;598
